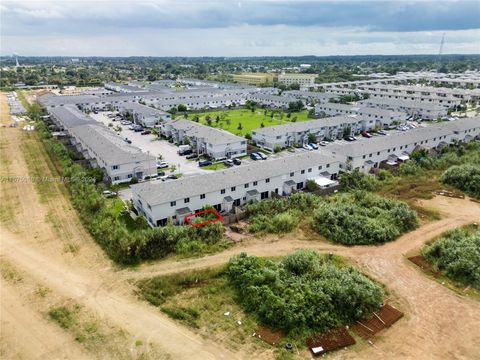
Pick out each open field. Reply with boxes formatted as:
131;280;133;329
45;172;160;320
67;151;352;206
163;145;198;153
1;90;480;359
188;108;311;137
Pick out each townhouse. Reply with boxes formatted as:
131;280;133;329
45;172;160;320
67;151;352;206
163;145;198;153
247;93;299;109
161;119;247;160
283;90;337;104
131;151;341;226
115;102;171;127
251;115;371;151
315;102;408;127
46;105;156;184
325;117;480;173
358;98;448;120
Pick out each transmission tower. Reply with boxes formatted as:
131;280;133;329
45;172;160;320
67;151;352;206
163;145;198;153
437;33;445;72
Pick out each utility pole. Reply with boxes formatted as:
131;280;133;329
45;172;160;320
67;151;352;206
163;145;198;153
437;33;445;73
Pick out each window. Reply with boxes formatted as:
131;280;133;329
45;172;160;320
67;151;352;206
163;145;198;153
200;194;205;199
112;165;119;170
221;189;226;194
184;198;190;203
147;204;152;210
253;181;258;186
290;172;294;177
231;186;236;191
114;176;120;181
128;174;133;178
318;165;323;170
308;168;312;173
244;183;249;188
170;201;176;207
327;164;330;168
265;178;270;183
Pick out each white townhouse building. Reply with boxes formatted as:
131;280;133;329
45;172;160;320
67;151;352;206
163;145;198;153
358;98;448;120
131;151;341;227
161;119;247;160
251;116;372;151
325;117;480;173
115;102;171;127
69;123;157;184
247;93;300;109
283;90;337;104
45;104;156;184
315;103;408;127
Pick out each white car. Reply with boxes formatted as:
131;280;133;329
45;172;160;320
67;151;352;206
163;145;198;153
303;144;313;150
156;161;169;168
102;190;117;198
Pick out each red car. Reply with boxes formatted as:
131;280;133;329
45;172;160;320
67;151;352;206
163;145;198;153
361;131;372;138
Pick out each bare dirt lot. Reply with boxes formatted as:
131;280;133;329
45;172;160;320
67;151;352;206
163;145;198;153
1;91;480;360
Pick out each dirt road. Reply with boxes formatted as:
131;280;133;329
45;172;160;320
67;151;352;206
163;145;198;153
0;93;239;360
122;196;480;360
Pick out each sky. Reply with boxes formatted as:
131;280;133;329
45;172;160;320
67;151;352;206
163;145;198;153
1;0;479;57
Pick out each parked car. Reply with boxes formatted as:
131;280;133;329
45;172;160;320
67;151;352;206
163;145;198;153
185;154;197;160
124;138;132;144
156;161;169;168
319;141;329;146
141;130;151;135
303;144;313;150
180;149;193;156
257;152;268;160
377;130;388;136
198;160;212;167
121;121;131;125
344;136;356;142
233;158;242;165
361;131;372;138
223;159;234;167
250;153;262;161
102;190;117;198
165;174;178;180
309;143;318;149
133;126;144;132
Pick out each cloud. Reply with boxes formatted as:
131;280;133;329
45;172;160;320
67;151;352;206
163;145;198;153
1;0;479;56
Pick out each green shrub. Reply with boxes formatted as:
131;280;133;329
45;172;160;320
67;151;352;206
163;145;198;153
440;164;480;198
311;191;418;245
340;169;378;191
423;228;480;288
227;250;383;333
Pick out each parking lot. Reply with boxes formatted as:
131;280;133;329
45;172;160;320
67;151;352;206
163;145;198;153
90;112;209;176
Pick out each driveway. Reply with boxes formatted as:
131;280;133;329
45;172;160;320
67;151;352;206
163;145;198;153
90;112;208;176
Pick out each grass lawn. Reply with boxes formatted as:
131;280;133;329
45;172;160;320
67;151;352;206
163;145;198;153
186;109;311;137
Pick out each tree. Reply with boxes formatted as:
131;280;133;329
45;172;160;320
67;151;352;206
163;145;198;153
177;104;187;112
307;133;317;143
237;122;243;130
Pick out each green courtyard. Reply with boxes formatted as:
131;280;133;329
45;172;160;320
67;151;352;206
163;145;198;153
185;108;312;137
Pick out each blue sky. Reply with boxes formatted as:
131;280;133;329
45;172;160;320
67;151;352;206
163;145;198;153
1;0;479;56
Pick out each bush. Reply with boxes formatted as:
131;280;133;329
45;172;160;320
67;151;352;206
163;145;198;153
440;164;480;198
340;169;378;191
248;210;300;233
227;250;384;333
35;120;225;264
311;191;418;245
423;228;480;288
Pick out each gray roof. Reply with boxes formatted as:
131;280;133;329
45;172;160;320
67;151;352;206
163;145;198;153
132;150;339;206
117;102;168;117
252;116;361;137
70;123;156;165
167;119;246;145
359;98;446;111
49;104;97;128
325;118;479;158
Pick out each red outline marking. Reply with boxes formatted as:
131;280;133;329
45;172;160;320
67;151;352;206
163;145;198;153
184;209;224;227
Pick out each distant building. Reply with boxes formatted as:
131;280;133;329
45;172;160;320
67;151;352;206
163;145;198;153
232;73;276;86
278;73;317;88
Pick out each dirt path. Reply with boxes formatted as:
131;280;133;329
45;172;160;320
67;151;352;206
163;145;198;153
0;280;90;360
0;93;239;360
122;196;480;360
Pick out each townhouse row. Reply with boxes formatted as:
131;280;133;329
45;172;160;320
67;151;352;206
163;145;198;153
161;119;247;160
315;103;408;127
358;98;448;119
131;151;341;226
48;105;156;184
252;115;380;151
132;117;479;227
